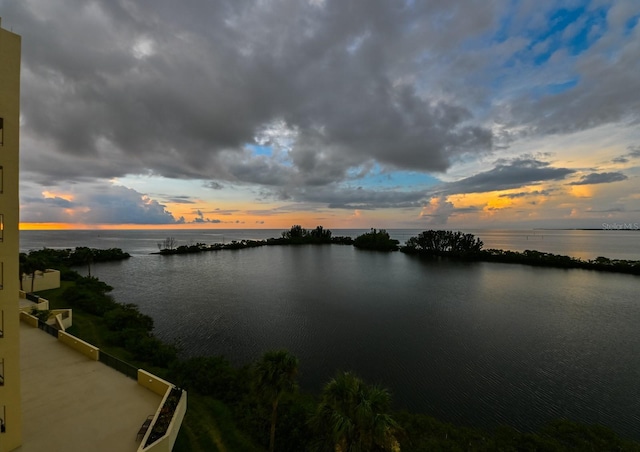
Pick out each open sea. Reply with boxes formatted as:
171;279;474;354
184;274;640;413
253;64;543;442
20;229;640;439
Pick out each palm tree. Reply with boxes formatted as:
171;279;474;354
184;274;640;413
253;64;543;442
74;247;94;276
253;350;299;452
311;371;400;452
21;255;47;294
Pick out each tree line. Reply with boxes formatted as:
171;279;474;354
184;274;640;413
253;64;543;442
401;230;640;275
154;227;640;275
19;246;130;291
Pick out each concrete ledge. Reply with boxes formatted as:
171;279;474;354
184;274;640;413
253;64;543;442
20;311;39;327
51;309;72;329
137;369;172;397
58;330;99;361
54;313;65;331
18;295;49;312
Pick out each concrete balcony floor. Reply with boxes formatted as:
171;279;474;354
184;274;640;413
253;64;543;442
18;322;162;452
18;299;36;310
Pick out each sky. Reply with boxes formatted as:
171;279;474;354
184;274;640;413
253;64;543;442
3;0;640;230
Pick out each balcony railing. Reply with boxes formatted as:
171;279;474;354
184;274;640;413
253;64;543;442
37;319;59;338
99;351;138;380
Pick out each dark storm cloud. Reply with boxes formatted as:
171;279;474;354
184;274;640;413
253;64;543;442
442;159;574;194
7;0;495;187
568;172;628;185
273;185;428;210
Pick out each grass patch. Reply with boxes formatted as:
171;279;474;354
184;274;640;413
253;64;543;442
38;282;73;309
173;393;264;452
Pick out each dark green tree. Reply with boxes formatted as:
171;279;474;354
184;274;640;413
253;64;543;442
253;350;299;452
353;229;399;251
310;371;400;452
282;225;308;241
403;230;483;255
73;247;95;276
310;226;332;242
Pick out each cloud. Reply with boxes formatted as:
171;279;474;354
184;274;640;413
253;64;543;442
192;209;222;224
205;182;224;190
419;196;480;225
23;195;75;208
613;146;640;163
493;4;640;140
270;185;429;210
586;206;626;213
9;0;495;190
6;1;640;227
498;189;553;198
20;184;181;224
568;172;628;185
166;196;196;204
441;158;574;194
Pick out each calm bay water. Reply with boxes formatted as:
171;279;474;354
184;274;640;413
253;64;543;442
20;229;640;438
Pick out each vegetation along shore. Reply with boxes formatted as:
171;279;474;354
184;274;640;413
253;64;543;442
154;226;640;276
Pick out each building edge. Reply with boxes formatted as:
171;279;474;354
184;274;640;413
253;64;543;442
0;16;23;452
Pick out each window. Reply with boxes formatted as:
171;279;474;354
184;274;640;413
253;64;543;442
0;214;3;242
0;166;3;193
0;117;3;146
0;310;3;337
0;405;5;433
0;262;3;289
0;359;4;386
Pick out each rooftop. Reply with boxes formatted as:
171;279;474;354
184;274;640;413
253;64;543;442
18;322;162;452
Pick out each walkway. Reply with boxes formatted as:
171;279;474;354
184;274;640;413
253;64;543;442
18;322;161;451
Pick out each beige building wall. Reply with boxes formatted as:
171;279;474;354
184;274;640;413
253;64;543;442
21;270;61;293
0;17;22;452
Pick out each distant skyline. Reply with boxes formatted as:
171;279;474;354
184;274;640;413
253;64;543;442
3;0;640;230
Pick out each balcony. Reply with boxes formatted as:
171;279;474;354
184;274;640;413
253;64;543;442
17;320;184;451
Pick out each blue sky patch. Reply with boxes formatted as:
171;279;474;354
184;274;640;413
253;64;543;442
500;4;607;68
246;144;273;157
624;13;640;35
349;165;440;190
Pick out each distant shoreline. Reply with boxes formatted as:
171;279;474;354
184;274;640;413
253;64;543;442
150;228;640;277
